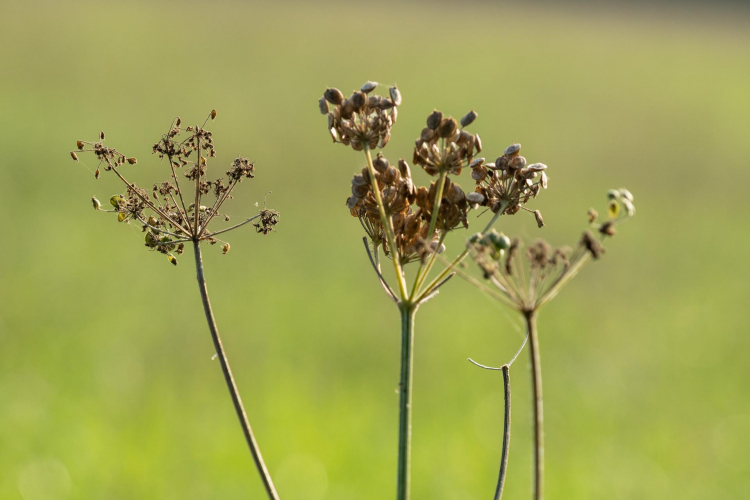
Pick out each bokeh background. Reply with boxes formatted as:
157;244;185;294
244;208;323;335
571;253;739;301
1;0;749;498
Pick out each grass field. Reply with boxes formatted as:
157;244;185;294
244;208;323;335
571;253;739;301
1;1;749;498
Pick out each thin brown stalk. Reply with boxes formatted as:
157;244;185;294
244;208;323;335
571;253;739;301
192;240;279;500
525;310;544;500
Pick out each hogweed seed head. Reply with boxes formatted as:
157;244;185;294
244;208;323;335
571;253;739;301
470;142;548;224
320;82;401;152
72;110;279;265
470;188;636;312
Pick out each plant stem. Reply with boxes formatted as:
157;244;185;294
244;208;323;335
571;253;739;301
410;171;447;299
363;146;409;299
397;302;417;500
494;365;512;500
415;202;508;303
525;310;543;500
192;240;280;500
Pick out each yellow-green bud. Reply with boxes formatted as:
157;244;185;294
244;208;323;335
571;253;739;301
168;254;178;266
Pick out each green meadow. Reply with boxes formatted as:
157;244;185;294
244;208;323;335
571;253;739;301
0;1;748;498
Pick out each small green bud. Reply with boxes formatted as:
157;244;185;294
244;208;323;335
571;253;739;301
110;195;123;208
117;212;127;222
468;232;483;244
608;200;620;218
485;229;510;251
168;254;178;266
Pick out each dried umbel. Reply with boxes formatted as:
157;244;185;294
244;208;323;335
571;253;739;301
321;82;401;151
471;143;549;222
414;109;482;176
73;111;279;266
470;188;635;313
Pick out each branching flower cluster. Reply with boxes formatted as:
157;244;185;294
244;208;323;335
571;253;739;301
318;81;550;500
72;111;279;266
470;188;635;313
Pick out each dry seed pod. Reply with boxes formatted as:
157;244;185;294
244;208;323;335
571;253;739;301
318;96;329;114
372;154;389;173
222;243;230;254
100;131;105;141
77;140;84;150
510;155;526;170
460;110;478;128
127;157;138;165
389;86;402;106
324;87;344;105
471;167;487;181
420;127;435;142
351;91;366;110
427;110;442;130
398;159;411;178
466;192;485;204
379;98;394;110
70;152;79;161
437;117;457;138
210;109;217;120
361;81;378;93
534;210;545;228
504;143;521;156
92;197;101;210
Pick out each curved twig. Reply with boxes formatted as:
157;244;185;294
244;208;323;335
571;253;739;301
362;237;399;303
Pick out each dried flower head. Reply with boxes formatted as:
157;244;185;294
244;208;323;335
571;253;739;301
321;82;400;151
470;188;635;312
413;109;482;176
470;143;548;222
71;111;278;265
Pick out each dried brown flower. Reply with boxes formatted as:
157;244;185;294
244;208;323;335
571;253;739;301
71;111;279;265
413;109;481;176
321;82;400;151
470;143;548;222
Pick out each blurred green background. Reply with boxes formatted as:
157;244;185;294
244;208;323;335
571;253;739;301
1;0;749;498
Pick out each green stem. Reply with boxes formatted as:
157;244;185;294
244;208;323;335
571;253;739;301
397;303;417;500
416;202;508;303
410;171;448;299
494;365;512;500
193;240;280;500
363;147;408;299
525;310;543;500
